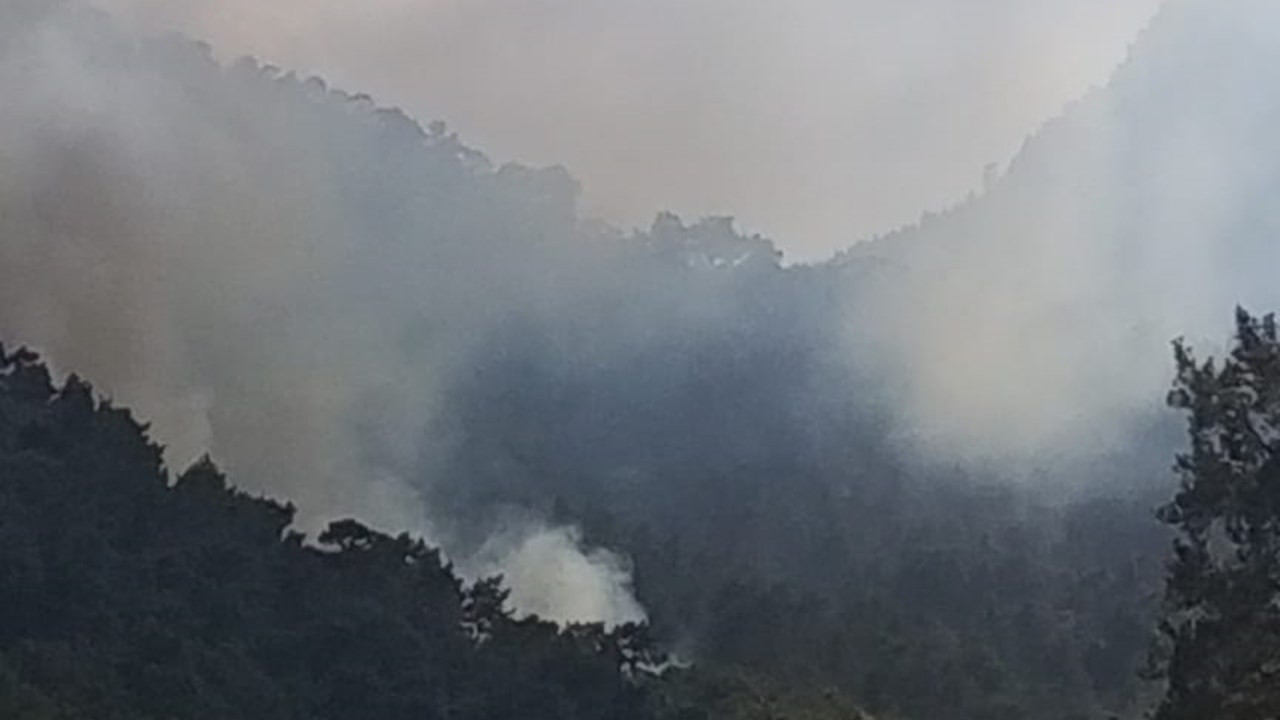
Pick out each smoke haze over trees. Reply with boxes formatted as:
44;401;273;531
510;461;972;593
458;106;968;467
87;0;1164;261
0;343;836;720
2;0;1280;718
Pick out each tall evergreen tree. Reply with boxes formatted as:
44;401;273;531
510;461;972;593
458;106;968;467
1154;308;1280;720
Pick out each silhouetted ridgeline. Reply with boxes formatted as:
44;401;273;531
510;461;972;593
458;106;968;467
10;0;1280;718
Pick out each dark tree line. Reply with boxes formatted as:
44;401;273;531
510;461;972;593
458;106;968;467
6;308;1280;720
2;3;1276;720
0;343;871;720
1151;309;1280;719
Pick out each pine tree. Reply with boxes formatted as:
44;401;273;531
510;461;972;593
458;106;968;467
1153;308;1280;720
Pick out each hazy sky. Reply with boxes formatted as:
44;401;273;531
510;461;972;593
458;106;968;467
92;0;1161;260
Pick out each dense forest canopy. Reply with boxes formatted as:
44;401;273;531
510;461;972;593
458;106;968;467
1;0;1279;718
0;342;880;720
1148;309;1280;720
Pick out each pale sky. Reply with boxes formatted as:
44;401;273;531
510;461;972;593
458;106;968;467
92;0;1163;260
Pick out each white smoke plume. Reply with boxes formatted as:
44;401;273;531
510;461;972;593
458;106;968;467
8;0;1280;626
0;1;645;625
466;524;646;625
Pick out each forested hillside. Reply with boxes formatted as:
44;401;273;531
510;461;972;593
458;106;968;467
838;0;1280;469
2;0;1279;718
0;343;647;719
0;344;881;720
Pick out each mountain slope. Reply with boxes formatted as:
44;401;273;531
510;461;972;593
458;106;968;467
836;0;1280;469
5;0;1275;718
0;344;670;720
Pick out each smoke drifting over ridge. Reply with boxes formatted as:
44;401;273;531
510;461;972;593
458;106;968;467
840;0;1280;468
5;0;1280;627
0;1;655;624
88;0;1161;260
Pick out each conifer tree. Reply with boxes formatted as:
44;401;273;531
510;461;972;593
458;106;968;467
1154;308;1280;720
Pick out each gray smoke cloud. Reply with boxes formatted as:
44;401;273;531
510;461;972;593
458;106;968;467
87;0;1160;261
0;1;646;625
839;0;1280;471
5;0;1280;629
